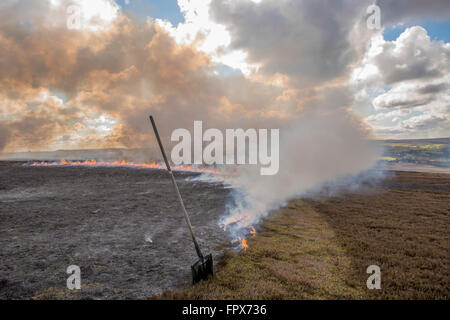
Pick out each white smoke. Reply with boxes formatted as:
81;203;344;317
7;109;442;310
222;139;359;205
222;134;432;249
218;105;383;240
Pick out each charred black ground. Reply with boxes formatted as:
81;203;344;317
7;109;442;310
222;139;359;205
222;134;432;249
0;164;229;299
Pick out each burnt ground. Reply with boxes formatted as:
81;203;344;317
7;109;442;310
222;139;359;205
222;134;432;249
0;164;230;299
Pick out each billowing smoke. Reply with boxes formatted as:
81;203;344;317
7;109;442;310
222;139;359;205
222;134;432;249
0;1;389;242
219;92;382;240
0;0;377;154
203;0;382;238
0;0;273;153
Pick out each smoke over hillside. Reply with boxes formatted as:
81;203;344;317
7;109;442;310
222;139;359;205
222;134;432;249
0;0;385;239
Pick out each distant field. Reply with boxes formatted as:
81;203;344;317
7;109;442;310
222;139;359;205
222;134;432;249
159;171;449;299
380;137;450;168
1;138;449;169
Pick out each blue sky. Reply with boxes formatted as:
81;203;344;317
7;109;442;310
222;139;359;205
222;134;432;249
116;0;184;25
384;19;450;42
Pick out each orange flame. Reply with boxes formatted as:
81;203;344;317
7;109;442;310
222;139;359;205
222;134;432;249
30;159;220;174
235;226;256;250
234;237;248;251
241;238;248;250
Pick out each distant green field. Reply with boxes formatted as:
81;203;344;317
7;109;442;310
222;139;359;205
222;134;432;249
380;138;450;168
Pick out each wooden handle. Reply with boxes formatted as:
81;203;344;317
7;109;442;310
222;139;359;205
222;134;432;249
149;115;204;260
149;115;171;172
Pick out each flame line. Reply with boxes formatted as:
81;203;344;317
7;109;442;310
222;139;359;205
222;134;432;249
29;159;220;174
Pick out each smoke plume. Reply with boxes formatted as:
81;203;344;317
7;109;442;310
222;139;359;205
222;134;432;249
0;0;386;240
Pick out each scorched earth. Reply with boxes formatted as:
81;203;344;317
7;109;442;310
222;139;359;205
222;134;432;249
0;163;229;299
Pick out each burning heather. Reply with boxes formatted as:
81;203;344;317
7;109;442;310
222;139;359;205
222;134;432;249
29;159;219;175
27;142;380;253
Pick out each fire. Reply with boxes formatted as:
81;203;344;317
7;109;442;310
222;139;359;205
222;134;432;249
239;238;248;251
234;237;249;251
236;227;255;250
234;237;247;250
29;159;220;174
241;238;248;250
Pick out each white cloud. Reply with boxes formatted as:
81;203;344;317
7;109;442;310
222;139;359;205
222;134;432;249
155;0;258;75
372;84;435;110
355;26;450;138
49;0;119;31
401;113;447;130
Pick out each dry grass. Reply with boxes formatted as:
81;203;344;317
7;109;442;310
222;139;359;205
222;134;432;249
306;171;449;299
158;200;365;299
158;171;449;300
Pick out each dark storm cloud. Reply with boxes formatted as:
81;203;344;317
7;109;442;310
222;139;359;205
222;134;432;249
210;0;372;87
377;0;450;25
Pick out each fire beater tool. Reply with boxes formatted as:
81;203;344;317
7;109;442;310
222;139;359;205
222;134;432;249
149;115;213;284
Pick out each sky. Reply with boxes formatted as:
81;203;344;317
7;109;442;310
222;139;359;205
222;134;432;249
384;20;450;42
0;0;449;153
116;0;184;25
